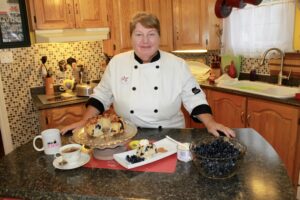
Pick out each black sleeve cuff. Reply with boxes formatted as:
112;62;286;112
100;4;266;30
86;98;105;114
190;104;212;123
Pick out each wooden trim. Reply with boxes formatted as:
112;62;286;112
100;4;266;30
0;69;13;154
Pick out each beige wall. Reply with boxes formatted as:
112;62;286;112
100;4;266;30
0;41;106;148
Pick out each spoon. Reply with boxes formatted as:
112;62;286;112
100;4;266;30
166;136;188;149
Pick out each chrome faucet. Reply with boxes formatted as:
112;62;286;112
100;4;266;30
260;48;290;85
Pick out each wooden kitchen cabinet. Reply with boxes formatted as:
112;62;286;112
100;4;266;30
172;0;221;50
144;0;174;51
172;0;206;50
39;103;86;130
206;89;300;187
104;0;221;55
204;0;222;50
104;0;173;55
247;98;299;185
208;90;247;128
29;0;108;29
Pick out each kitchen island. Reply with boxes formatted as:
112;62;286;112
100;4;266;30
0;128;295;200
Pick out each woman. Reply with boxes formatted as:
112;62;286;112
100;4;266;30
61;12;235;138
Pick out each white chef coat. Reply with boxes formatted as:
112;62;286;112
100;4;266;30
90;50;209;128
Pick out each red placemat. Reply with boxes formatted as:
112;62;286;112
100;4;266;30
84;154;177;173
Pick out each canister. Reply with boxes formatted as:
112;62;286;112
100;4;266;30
177;143;192;162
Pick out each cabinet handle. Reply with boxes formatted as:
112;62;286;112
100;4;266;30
67;4;72;14
45;117;49;125
75;3;79;14
246;114;251;127
240;112;245;124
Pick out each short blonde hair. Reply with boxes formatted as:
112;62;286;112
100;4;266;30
130;12;160;36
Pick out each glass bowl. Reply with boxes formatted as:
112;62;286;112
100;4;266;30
191;136;246;179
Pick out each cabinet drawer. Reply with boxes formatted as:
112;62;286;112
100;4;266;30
39;103;86;130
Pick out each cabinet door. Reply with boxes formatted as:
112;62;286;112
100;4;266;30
39;103;86;130
204;0;222;50
247;98;299;182
111;0;145;54
74;0;108;28
145;0;173;51
32;0;75;29
172;0;206;50
209;90;247;128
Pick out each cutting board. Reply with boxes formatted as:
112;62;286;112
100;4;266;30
221;55;242;77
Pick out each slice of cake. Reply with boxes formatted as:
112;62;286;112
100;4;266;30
126;139;158;164
136;139;157;159
85;113;125;137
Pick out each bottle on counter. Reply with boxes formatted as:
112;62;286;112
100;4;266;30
210;56;222;78
228;61;237;78
249;66;257;81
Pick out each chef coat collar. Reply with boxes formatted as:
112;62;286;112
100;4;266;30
134;51;160;64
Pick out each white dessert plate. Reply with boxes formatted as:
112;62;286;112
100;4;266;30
53;152;91;170
113;138;177;169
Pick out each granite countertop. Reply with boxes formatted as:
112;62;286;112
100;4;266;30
30;86;89;110
0;128;295;199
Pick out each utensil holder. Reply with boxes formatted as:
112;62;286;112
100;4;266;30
45;77;54;96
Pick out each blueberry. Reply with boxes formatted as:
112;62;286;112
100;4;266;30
126;155;145;164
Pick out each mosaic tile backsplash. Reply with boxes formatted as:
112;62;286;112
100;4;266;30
0;44;270;148
0;41;106;148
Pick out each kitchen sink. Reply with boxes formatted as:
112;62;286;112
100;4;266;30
216;80;299;99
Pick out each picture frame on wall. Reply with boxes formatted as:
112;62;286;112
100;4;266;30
0;0;30;49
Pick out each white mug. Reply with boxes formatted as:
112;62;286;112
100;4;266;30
33;129;62;155
58;144;82;163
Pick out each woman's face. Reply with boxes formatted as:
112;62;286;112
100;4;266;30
131;23;160;63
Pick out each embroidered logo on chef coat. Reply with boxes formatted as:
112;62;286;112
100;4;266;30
192;87;201;95
121;75;129;84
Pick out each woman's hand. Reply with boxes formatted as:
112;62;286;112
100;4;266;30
60;120;86;135
60;105;101;135
204;119;235;138
197;113;236;138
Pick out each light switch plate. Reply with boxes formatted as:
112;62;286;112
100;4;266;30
0;51;13;63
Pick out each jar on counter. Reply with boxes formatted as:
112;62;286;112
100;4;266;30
211;64;221;78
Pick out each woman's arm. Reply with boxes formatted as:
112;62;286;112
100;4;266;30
196;113;235;138
60;106;100;135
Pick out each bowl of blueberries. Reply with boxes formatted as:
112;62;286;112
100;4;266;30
191;136;246;179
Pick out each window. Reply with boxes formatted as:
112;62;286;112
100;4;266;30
222;0;295;58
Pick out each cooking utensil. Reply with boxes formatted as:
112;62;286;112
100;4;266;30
244;0;263;5
215;0;232;18
76;70;93;96
166;136;186;148
76;83;93;96
226;0;246;8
